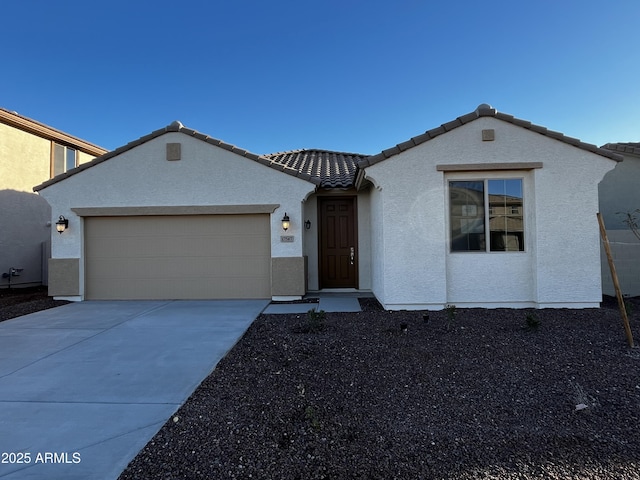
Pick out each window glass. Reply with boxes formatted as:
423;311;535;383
449;178;524;252
450;181;485;251
66;147;76;172
488;179;524;251
53;144;65;176
51;144;77;177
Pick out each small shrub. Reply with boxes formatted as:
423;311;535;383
303;308;326;333
525;313;541;330
624;300;634;317
304;405;322;431
445;304;457;330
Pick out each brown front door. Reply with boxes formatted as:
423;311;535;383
318;197;358;288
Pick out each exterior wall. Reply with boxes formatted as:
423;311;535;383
599;154;640;230
303;189;372;291
38;132;316;300
601;230;640;297
364;139;449;309
303;195;319;290
532;138;611;307
599;153;640;297
368;183;386;304
357;190;372;290
0;119;103;289
0;190;51;287
272;257;306;297
1;124;53;287
48;258;80;296
0;123;52;190
364;117;617;309
76;150;96;168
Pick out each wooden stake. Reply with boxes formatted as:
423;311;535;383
597;212;634;347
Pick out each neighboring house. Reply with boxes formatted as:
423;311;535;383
0;108;107;288
34;105;621;309
599;142;640;297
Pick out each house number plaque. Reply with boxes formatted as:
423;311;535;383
280;236;294;243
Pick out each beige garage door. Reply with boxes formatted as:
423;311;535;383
85;215;271;300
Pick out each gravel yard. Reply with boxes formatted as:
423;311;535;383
0;286;69;322
117;297;640;480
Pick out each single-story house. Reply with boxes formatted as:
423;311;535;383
599;142;640;297
34;104;622;309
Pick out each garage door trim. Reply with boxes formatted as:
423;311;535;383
73;204;279;216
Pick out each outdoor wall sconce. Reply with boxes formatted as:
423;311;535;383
305;220;311;230
281;213;290;231
56;215;69;234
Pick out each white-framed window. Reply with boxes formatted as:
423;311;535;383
51;143;77;177
449;178;524;252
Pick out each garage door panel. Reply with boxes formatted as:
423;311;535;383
85;215;271;300
88;256;271;279
87;277;271;300
88;236;270;259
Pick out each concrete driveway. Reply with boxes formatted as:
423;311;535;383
0;299;268;480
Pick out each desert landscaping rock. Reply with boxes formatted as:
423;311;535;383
2;290;638;478
0;286;69;322
117;297;640;479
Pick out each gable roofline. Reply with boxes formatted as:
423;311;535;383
34;121;321;192
601;142;640;158
0;107;107;156
358;104;623;168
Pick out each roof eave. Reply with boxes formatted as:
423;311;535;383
601;142;640;158
1;107;108;156
360;104;623;168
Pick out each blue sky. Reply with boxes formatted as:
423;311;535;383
2;0;638;155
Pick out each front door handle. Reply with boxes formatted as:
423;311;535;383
350;247;355;265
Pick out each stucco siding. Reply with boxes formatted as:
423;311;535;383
303;195;320;290
0;123;52;192
76;150;96;168
0;190;50;287
599;155;640;230
0;126;51;286
532;141;613;306
356;190;372;291
365;142;448;309
368;185;386;304
601;230;640;297
363;116;617;309
598;152;640;298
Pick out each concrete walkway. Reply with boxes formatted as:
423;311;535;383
0;299;267;480
263;295;362;314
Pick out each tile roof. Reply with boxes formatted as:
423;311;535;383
264;149;367;188
358;104;623;168
34;121;321;192
602;142;640;156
